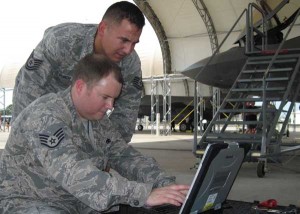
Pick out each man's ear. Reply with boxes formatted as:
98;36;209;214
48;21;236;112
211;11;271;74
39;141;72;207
75;79;85;94
98;21;108;36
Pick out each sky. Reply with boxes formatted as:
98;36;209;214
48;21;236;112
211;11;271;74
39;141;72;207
0;0;159;108
0;0;123;66
0;0;119;107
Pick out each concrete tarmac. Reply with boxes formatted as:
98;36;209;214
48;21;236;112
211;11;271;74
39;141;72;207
1;129;300;208
131;130;300;207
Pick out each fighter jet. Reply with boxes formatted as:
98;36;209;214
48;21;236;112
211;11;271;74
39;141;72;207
182;0;300;90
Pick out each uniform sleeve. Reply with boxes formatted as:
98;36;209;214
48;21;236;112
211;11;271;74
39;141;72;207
108;144;176;188
12;26;65;120
12;25;75;120
12;49;54;120
27;117;153;212
109;51;143;143
99;118;176;188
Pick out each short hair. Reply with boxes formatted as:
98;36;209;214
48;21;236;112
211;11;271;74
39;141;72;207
72;54;123;88
102;1;145;29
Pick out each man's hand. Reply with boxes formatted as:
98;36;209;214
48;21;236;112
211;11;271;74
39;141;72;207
145;184;190;207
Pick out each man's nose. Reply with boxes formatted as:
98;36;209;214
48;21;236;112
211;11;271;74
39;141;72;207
123;43;134;55
106;99;114;110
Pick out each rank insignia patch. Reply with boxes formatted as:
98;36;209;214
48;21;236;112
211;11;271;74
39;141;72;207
132;76;143;90
25;51;43;71
39;128;65;148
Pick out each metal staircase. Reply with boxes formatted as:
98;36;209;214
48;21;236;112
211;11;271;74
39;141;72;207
196;52;300;177
197;53;300;146
192;2;300;177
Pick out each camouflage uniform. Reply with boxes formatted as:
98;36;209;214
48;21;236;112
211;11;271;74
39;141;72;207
12;23;143;143
0;88;175;213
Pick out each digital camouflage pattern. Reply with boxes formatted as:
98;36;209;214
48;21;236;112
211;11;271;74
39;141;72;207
0;88;175;213
12;23;143;143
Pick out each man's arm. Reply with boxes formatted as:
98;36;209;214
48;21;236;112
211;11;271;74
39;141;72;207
27;116;153;212
12;25;68;120
108;144;176;187
12;23;87;120
104;132;190;207
12;49;55;119
96;117;175;188
94;117;190;208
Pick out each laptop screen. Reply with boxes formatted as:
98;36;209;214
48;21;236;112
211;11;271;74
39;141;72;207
179;142;250;214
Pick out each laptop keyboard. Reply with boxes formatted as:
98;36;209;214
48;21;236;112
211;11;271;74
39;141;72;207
119;204;180;214
119;200;300;214
151;204;181;214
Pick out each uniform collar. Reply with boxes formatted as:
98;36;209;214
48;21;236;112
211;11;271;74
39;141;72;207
59;87;78;124
80;25;98;58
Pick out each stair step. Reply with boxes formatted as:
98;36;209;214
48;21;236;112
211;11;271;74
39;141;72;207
247;58;297;64
231;87;286;92
212;121;262;125
204;137;262;144
219;108;261;113
218;108;277;113
203;134;278;142
206;132;262;138
237;77;289;82
248;54;298;60
243;67;293;73
227;97;282;102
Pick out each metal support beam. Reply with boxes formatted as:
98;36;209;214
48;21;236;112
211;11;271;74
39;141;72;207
162;75;172;135
212;87;221;132
150;78;159;135
192;0;220;137
0;88;11;116
133;0;172;74
192;0;219;53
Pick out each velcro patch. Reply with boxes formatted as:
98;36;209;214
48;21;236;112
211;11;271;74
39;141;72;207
132;76;143;90
25;51;43;71
39;128;65;148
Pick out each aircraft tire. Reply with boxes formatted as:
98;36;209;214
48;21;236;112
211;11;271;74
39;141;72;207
179;123;187;132
137;124;143;131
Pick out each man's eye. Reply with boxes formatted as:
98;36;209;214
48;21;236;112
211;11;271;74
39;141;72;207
100;95;108;100
121;38;129;43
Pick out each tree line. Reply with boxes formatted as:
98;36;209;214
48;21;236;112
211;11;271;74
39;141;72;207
0;104;13;116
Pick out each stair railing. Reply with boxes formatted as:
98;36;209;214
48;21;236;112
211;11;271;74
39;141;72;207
193;9;248;154
246;3;267;53
261;8;300;156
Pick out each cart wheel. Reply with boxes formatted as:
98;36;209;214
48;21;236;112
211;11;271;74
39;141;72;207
257;161;265;178
137;125;143;131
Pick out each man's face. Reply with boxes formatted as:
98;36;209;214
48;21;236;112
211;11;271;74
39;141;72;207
97;19;142;62
75;73;122;120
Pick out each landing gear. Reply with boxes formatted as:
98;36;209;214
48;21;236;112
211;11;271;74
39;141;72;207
179;120;194;132
137;124;143;131
179;122;187;132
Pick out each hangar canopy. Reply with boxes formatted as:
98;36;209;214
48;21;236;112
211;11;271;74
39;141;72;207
1;0;300;91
